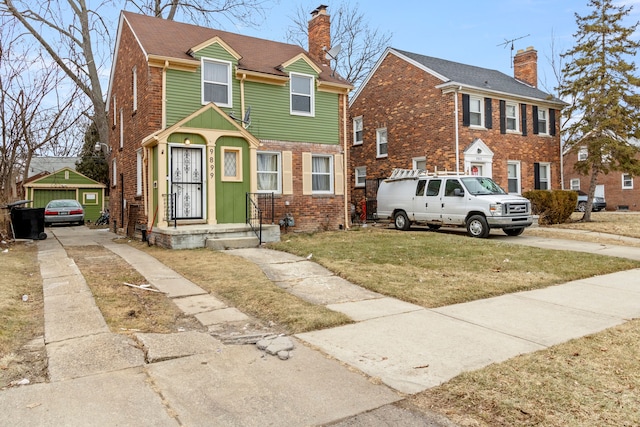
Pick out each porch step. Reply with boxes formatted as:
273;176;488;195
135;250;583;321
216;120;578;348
206;236;260;250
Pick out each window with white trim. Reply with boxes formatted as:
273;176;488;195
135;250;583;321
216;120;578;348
353;116;363;145
136;149;142;195
578;146;588;161
538;163;550;190
413;157;426;171
355;166;366;187
537;108;548;134
257;151;281;193
507;161;521;194
570;178;580;190
119;109;124;149
506;102;518;131
376;128;388;158
312;154;333;193
132;66;137;112
290;73;314;116
622;174;633;189
112;159;117;187
112;95;117;126
202;58;232;107
469;96;483;126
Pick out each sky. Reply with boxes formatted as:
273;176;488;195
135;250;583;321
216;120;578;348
228;0;640;95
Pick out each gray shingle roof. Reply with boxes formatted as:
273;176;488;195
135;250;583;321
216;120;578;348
393;48;563;104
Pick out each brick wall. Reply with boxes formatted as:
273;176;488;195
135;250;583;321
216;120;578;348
349;53;561;203
108;21;163;233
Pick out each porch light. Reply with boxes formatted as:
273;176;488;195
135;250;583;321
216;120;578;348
184;138;191;145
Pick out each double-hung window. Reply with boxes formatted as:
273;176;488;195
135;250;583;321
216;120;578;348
507;161;521;194
578;146;588;161
312;155;332;193
355;166;366;187
506;102;518;131
376;128;388;158
570;178;580;190
290;73;314;116
469;96;483;126
353;116;363;145
257;152;281;193
537;108;548;134
622;174;633;189
202;59;231;107
535;162;550;190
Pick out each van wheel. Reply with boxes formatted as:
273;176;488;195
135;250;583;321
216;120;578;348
577;201;586;212
394;211;410;231
503;227;524;236
467;215;489;238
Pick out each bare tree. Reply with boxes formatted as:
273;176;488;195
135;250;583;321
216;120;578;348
0;17;85;203
286;2;392;89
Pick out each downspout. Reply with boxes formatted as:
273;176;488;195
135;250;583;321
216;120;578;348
343;92;349;230
454;87;461;173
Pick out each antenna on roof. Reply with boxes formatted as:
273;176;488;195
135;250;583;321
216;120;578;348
497;34;530;67
324;44;341;77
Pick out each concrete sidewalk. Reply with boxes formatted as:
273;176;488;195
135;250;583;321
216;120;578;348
2;226;640;426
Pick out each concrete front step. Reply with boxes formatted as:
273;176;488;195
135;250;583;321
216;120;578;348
206;236;260;250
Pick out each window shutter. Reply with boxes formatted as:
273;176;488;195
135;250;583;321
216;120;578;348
532;106;539;135
521;104;527;136
462;94;470;127
302;152;312;195
484;98;492;129
549;109;556;136
534;162;540;189
282;151;293;195
499;100;506;134
334;154;344;195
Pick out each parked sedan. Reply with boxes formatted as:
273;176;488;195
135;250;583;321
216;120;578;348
44;199;85;225
575;190;606;212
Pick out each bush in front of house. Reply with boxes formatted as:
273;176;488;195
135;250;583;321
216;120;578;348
524;190;577;225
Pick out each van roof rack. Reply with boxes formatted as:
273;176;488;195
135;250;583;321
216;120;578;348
387;168;464;181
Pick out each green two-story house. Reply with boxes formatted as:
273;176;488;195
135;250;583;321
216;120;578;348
106;6;352;247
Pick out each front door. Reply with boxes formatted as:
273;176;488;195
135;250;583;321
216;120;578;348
170;146;204;220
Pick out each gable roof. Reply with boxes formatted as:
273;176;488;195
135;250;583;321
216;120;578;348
351;47;565;107
28;157;79;178
118;11;348;86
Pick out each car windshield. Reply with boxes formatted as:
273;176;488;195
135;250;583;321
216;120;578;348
460;177;507;195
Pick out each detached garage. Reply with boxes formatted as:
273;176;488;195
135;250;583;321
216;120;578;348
23;167;107;222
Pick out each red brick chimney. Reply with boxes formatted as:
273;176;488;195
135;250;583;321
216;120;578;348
513;46;538;88
308;4;331;67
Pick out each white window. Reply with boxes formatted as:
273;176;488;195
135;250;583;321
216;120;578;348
257;152;281;193
376;128;388;158
506;102;518;131
202;58;232;107
578;146;588;161
312;155;333;193
132;66;137;112
290;73;314;116
470;96;483;126
112;95;117;126
570;178;580;190
136;149;142;195
413;157;426;171
112;159;117;187
622;174;633;189
538;163;550;190
353;116;363;145
119;109;124;149
537;108;548;134
507;161;521;194
355;166;366;187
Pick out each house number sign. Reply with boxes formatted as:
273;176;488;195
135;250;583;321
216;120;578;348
209;147;215;179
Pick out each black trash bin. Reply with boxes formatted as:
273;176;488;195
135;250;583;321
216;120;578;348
7;200;47;240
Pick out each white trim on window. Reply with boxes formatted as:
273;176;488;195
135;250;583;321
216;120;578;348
622;173;633;189
355;166;366;188
537;108;549;135
578;146;588;161
412;156;426;171
311;154;333;194
112;159;117;187
132;66;137;112
112;95;117;126
469;96;483;127
257;151;282;193
201;58;232;107
119;109;124;149
290;72;314;116
538;162;550;190
353;116;363;145
136;149;143;195
376;128;388;158
506;102;519;132
570;178;580;190
507;161;521;194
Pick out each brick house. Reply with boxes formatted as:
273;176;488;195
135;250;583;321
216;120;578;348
349;46;566;217
106;6;352;247
563;138;640;211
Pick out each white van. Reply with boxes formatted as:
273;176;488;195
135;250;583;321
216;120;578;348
375;169;533;238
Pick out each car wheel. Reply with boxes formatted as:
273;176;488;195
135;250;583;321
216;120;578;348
394;211;411;231
427;224;442;230
504;227;524;236
467;215;489;238
577;201;586;212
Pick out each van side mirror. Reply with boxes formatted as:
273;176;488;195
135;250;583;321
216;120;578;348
453;188;465;197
